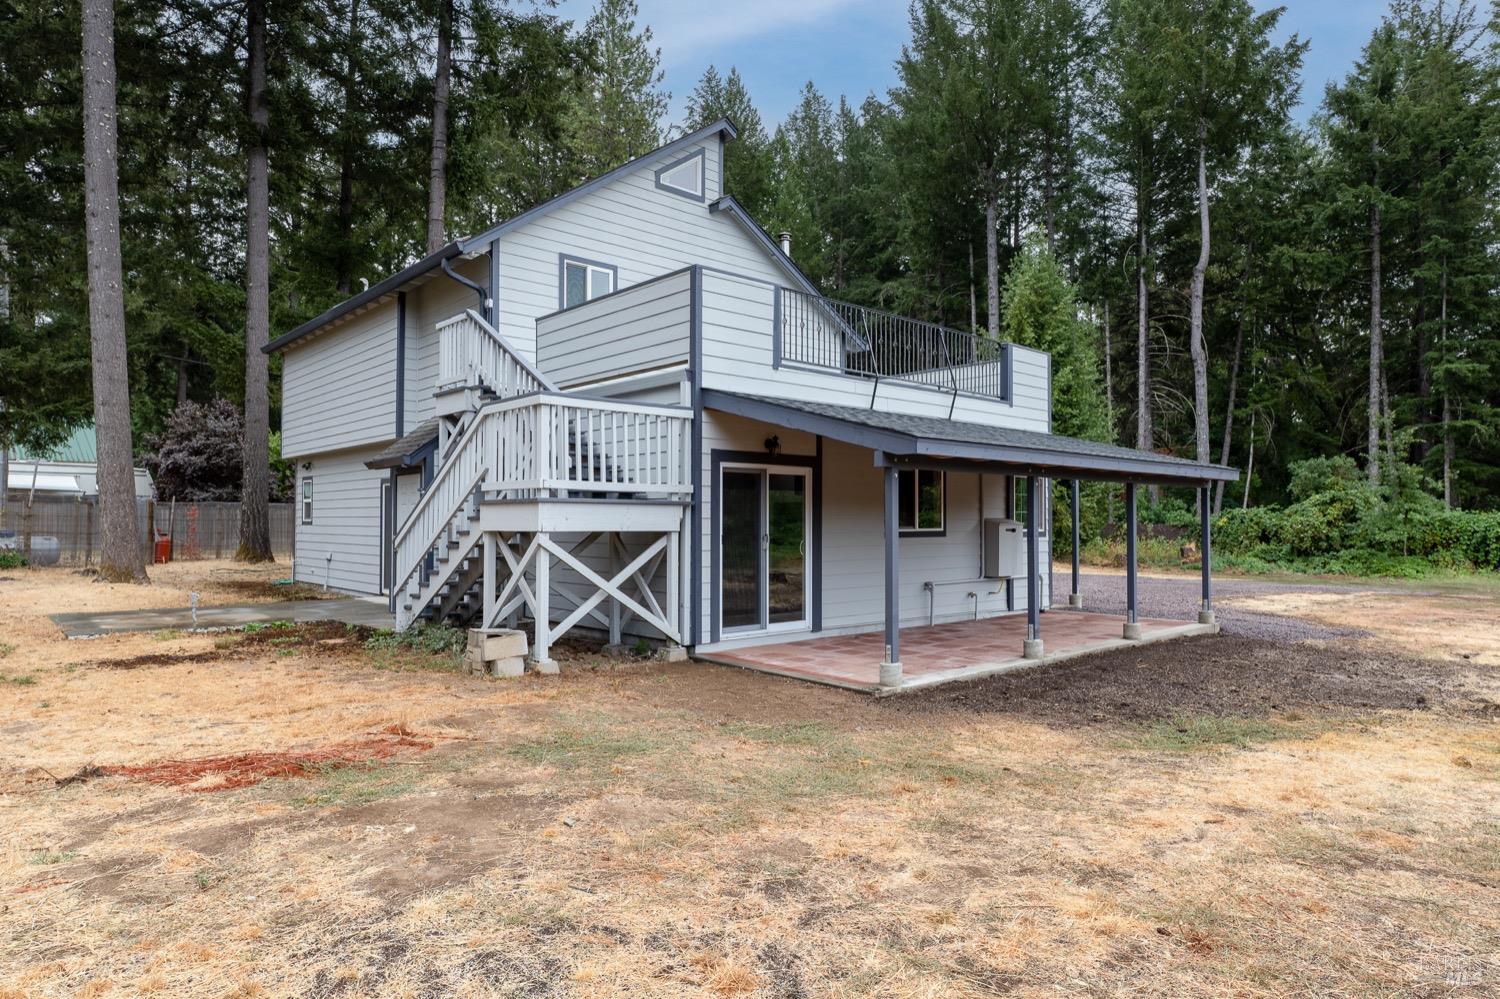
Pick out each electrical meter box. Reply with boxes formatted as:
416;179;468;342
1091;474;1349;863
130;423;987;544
983;518;1025;578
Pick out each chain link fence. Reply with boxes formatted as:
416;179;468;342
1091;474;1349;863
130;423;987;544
0;498;294;566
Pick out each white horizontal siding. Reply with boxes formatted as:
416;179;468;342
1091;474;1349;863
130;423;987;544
495;135;788;371
281;305;398;458
292;446;387;595
405;256;490;427
536;270;692;387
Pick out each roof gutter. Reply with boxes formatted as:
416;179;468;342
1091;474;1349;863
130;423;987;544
441;256;490;313
263;242;462;354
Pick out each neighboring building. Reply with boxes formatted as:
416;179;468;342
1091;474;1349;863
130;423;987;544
4;424;155;501
266;120;1235;686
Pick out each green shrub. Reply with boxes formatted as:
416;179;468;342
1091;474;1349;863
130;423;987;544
0;551;28;569
364;622;468;657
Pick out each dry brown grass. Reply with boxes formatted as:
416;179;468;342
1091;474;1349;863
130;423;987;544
1;563;1497;997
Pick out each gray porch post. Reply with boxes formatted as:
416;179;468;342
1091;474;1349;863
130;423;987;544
880;461;902;687
482;533;496;629
1123;482;1141;639
1199;485;1215;625
1023;474;1043;659
1068;479;1082;608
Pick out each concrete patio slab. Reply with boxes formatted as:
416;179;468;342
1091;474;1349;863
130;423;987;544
50;597;395;638
697;610;1218;695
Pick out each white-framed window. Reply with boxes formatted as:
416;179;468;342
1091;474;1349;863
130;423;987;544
301;476;313;524
898;469;944;535
560;256;616;309
1013;476;1048;535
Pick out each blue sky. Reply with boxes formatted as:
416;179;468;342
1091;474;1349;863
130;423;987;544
552;0;1394;129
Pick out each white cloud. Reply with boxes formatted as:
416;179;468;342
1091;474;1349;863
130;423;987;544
553;0;867;65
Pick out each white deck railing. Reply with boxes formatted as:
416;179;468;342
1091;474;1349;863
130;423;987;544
437;309;555;397
487;394;692;499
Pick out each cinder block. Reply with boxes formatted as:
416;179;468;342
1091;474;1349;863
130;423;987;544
488;655;525;679
480;629;528;661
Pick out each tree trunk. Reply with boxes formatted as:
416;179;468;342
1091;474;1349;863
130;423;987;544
985;186;999;338
1440;257;1452;508
968;241;977;333
1214;240;1250;514
1042;133;1057;252
1367;184;1382;486
1241;411;1255;508
1188;122;1211;475
1102;299;1114;433
335;0;361;295
1135;181;1152;454
426;0;452;254
237;0;273;562
81;0;146;583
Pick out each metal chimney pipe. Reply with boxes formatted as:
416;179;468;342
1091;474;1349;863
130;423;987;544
778;231;792;258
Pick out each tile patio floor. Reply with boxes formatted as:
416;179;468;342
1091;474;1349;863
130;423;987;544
698;610;1217;694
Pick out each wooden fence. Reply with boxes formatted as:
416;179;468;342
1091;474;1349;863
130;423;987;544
0;498;294;566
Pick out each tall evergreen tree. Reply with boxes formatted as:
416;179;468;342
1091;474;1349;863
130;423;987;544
565;0;667;175
237;0;273;561
683;66;773;217
81;0;146;582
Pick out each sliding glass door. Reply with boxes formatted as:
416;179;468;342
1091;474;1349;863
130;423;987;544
720;465;810;635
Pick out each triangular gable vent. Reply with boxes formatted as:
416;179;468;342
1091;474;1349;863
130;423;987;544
655;150;705;201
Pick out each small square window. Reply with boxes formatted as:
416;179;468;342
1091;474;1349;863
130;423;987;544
898;469;944;535
301;477;314;524
561;257;616;308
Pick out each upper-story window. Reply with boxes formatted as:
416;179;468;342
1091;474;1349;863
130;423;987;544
654;149;706;201
560;255;617;309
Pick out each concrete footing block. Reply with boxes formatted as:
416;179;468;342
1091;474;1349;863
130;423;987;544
1022;638;1044;660
1067;593;1084;609
878;659;903;688
528;658;560;676
657;644;689;662
1197;609;1216;626
1122;622;1142;640
488;655;525;678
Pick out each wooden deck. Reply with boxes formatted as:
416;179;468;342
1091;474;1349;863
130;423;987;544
698;610;1217;695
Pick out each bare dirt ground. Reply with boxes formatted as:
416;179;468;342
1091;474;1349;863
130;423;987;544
2;562;1497;997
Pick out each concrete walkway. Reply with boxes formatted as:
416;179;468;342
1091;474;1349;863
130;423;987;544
51;597;395;638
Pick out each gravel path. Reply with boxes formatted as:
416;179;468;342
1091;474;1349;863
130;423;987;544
1060;570;1372;642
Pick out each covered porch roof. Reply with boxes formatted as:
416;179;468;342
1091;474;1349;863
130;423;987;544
702;390;1239;487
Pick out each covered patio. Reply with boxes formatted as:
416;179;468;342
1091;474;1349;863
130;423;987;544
700;609;1213;693
701;394;1240;692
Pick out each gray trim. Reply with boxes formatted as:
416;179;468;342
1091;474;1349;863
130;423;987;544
654;148;707;202
771;285;782;369
265;242;461;353
458;119;739;251
394;291;406;438
702;391;1239;485
557;253;619;310
707;196;823;299
1025;474;1039;641
709;449;821;644
689;265;704;647
883;460;901;663
487;240;500;326
1125;482;1138;625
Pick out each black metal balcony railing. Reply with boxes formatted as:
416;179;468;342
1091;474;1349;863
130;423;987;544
776;288;1009;401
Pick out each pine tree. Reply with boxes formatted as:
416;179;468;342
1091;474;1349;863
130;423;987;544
566;0;667;175
81;0;147;582
237;0;273;562
683;66;773;217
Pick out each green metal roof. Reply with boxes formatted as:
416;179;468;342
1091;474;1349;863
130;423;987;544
10;424;98;463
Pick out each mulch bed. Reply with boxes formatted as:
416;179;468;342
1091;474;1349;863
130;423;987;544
81;621;375;670
888;634;1493;724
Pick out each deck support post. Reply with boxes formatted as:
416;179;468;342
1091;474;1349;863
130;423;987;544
607;535;623;646
1068;479;1082;608
529;534;558;673
1023;474;1043;659
1199;485;1215;625
482;533;496;628
1123;483;1141;639
880;461;901;687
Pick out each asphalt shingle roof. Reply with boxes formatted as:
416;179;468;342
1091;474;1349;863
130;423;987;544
706;392;1238;484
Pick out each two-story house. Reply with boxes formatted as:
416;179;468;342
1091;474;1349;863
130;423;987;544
266;119;1236;691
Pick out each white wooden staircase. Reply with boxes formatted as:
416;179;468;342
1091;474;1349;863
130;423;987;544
391;310;692;666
